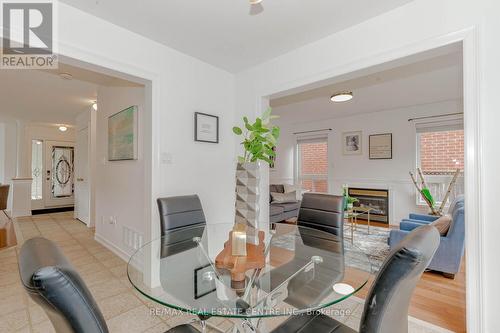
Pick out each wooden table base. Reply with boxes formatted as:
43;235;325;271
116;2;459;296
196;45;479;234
215;230;266;283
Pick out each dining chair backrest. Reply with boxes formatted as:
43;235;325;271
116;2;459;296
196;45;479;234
157;195;207;257
0;184;9;211
297;193;345;239
18;237;109;333
157;195;207;236
359;224;440;333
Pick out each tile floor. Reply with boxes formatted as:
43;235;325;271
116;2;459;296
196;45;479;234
0;212;453;333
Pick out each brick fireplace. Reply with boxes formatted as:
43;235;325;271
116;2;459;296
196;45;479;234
348;188;389;224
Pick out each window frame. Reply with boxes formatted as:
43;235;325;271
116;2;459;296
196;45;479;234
415;126;464;207
295;135;329;193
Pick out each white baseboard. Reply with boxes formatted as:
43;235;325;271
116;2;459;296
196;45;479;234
94;233;130;263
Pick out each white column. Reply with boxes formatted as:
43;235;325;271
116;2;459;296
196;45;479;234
11;178;32;217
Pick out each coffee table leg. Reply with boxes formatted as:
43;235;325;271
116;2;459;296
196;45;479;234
351;216;354;244
367;210;371;234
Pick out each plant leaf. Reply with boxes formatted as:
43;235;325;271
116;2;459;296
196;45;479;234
232;126;242;135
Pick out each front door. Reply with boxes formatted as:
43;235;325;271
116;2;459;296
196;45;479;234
44;141;75;208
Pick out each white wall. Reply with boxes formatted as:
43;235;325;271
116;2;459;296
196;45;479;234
94;87;146;255
271;100;462;224
235;0;499;330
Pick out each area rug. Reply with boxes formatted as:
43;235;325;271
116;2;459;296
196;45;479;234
271;224;391;273
344;224;391;272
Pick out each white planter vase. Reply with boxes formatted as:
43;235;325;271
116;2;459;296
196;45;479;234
235;162;260;245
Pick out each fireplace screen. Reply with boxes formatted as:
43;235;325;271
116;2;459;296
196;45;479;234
348;188;389;224
51;146;74;198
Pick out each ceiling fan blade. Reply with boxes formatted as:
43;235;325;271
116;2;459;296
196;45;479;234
249;3;264;16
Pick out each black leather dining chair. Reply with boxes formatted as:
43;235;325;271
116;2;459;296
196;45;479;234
157;195;207;258
157;195;207;234
18;237;204;333
271;224;440;333
18;237;109;333
297;193;345;239
156;195;208;333
260;194;346;308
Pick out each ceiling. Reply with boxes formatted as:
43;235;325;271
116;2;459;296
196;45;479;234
271;51;463;123
0;63;141;125
60;0;412;73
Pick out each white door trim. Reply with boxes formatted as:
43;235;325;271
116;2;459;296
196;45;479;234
255;27;483;332
54;40;159;247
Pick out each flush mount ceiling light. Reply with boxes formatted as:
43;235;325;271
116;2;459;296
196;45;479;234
92;102;98;111
58;125;68;132
249;0;264;15
330;91;353;102
59;73;73;80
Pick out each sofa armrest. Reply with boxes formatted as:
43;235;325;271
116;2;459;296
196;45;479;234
401;218;433;225
399;220;428;231
388;229;409;249
408;213;439;222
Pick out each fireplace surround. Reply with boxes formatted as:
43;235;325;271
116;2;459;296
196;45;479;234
348;187;389;224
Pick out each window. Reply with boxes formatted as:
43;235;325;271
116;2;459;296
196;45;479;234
31;140;43;200
416;127;464;206
296;137;328;192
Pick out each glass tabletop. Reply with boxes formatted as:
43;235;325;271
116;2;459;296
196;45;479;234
127;223;374;319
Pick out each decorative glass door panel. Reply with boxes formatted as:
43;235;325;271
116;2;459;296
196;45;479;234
44;141;75;208
51;146;74;198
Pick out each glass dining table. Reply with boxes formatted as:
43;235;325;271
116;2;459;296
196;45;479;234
127;223;373;332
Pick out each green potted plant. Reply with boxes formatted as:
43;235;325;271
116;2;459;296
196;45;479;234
232;108;280;244
232;108;280;165
346;196;359;211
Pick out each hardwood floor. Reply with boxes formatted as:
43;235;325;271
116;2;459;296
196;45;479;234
345;257;466;332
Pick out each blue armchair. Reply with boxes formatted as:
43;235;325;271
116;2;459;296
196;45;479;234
388;196;464;278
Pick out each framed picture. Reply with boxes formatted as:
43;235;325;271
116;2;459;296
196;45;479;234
369;133;393;159
108;106;138;161
194;264;217;299
342;131;362;155
195;112;219;143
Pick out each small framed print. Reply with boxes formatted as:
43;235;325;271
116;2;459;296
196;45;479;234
194;264;217;300
369;133;392;159
195;112;219;143
342;131;362;155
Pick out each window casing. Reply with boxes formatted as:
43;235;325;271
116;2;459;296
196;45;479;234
31;140;43;200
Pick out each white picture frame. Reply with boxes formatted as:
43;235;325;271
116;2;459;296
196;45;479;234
342;131;362;155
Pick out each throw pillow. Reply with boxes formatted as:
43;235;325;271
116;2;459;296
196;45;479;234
271;191;297;204
283;184;304;201
431;214;452;236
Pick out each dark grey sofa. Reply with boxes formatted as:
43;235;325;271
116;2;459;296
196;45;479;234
269;184;301;223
